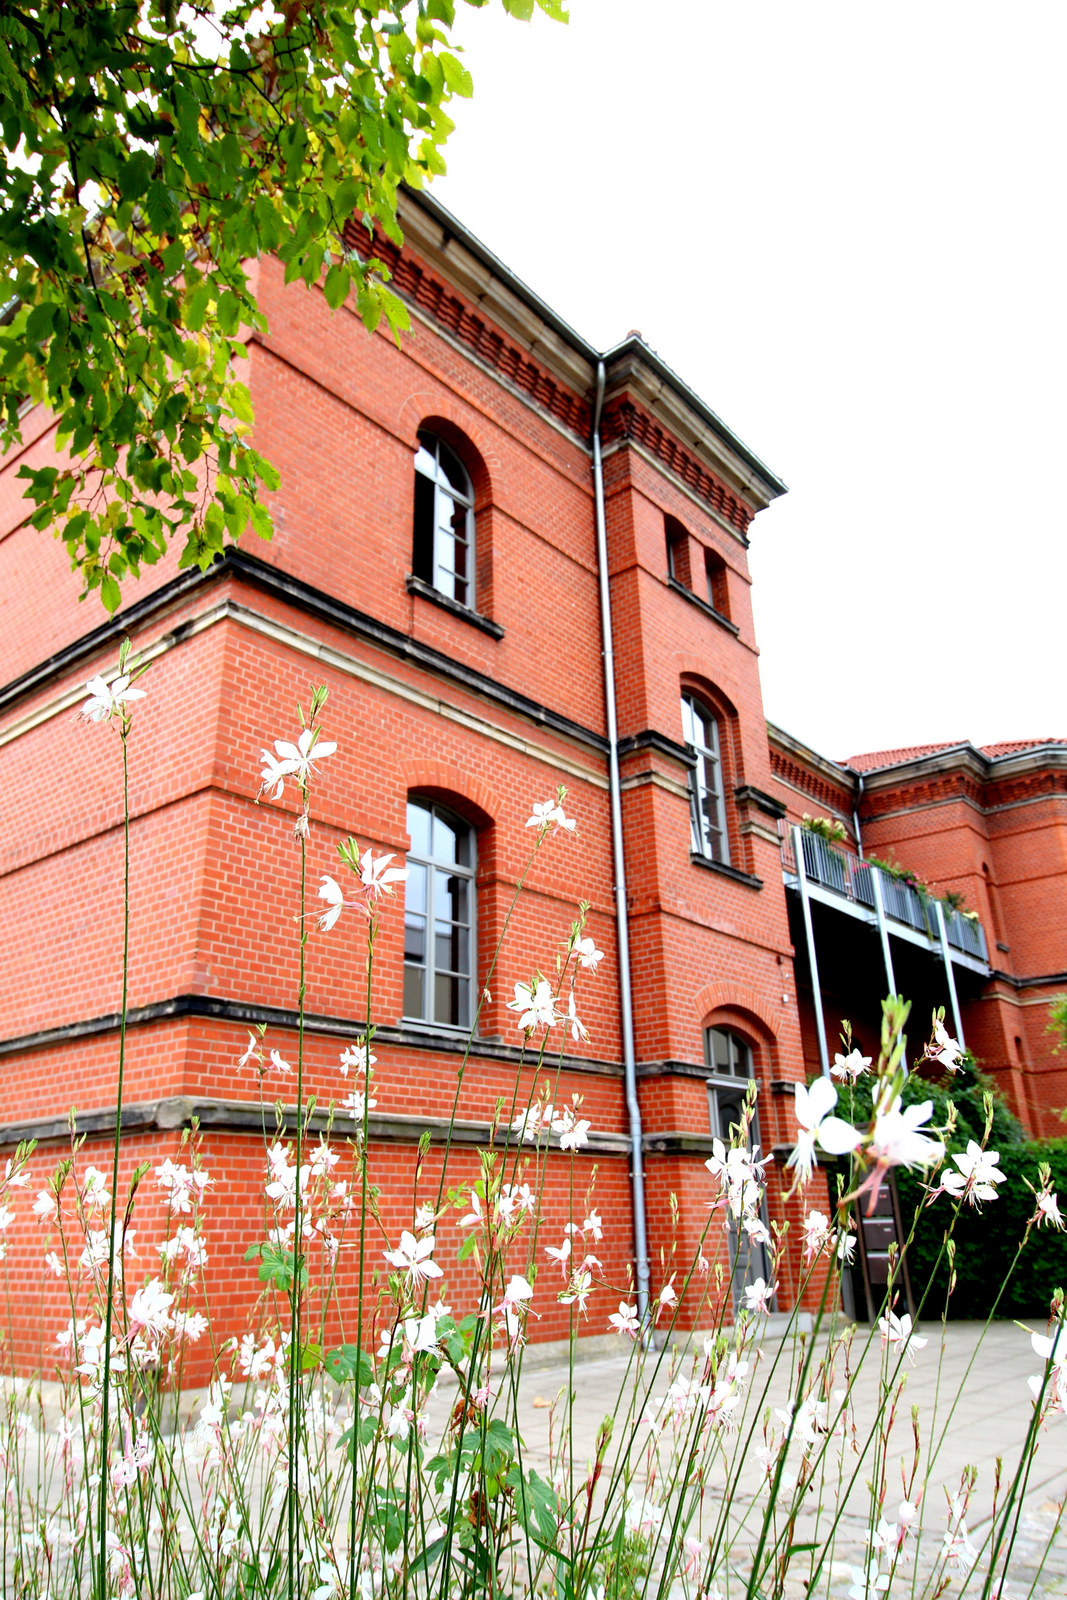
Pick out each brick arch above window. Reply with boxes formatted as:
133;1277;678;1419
394;396;499;508
693;982;781;1056
396;760;501;832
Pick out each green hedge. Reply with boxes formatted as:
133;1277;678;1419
897;1140;1067;1320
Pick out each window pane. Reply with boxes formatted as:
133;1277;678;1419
432;815;458;865
404;913;426;965
435;970;467;1027
708;1028;731;1075
434;870;468;922
403;963;424;1019
435;922;469;976
407;803;431;859
414;438;437;477
405;860;427;915
412;473;435;583
437;440;470;499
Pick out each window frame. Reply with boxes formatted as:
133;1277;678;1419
681;693;731;865
412;431;476;609
402;797;477;1033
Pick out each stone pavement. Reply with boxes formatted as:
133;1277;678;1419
430;1318;1066;1597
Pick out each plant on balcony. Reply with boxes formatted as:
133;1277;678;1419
867;852;933;900
800;813;848;844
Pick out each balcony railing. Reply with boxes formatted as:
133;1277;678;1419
781;829;989;964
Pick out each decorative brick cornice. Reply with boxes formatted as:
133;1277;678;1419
769;747;853;813
602;399;753;535
344;217;593;440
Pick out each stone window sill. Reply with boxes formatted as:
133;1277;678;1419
689;852;763;890
667;576;739;636
406;574;504;639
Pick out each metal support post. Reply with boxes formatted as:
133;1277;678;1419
869;865;897;996
793;825;830;1079
934;899;966;1048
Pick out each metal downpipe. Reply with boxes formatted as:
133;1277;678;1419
591;360;650;1326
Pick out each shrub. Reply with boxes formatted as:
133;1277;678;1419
899;1140;1067;1320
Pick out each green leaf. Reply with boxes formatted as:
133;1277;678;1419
323;263;350;311
99;573;121;613
324;1344;374;1386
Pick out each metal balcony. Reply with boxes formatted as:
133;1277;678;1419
780;829;989;972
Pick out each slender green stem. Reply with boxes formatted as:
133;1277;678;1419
98;720;131;1600
289;813;309;1600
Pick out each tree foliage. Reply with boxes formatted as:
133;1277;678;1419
0;0;564;610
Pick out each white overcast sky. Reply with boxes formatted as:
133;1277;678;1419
433;0;1066;763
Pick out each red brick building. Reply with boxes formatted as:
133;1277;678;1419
1;190;1063;1363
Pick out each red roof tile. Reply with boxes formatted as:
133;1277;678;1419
845;738;1065;772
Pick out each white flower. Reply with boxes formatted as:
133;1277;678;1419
878;1310;928;1364
357;848;407;899
316;875;346;931
1028;1321;1067;1411
802;1209;831;1260
573;936;603;971
525;799;577;835
497;1274;533;1311
259;727;337;798
512;1103;554;1141
1035;1190;1064;1229
507;979;560;1033
545;1239;571;1274
786;1078;862;1181
128;1279;174;1338
583;1208;603;1241
657;1278;678;1313
931;1018;964;1072
269;1049;292;1076
831;1048;872;1082
847;1559;890;1600
339;1041;375;1077
609;1302;640;1338
869;1096;944;1173
343;1090;377;1122
383;1231;442;1286
238;1033;261;1069
942;1500;977;1574
743;1214;772;1248
939;1140;1005;1205
79;672;146;724
559;1267;593;1313
564;990;589;1044
173;1311;209;1343
556;1109;591;1151
32;1191;57;1222
742;1277;776;1314
624;1489;658;1539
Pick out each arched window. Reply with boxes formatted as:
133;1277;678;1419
704;1027;754;1141
403;798;476;1028
704;1024;771;1305
681;694;730;864
413;431;475;608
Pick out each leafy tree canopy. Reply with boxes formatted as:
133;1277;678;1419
0;0;564;611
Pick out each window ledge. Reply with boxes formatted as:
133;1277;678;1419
689;852;763;890
667;576;739;636
406;574;504;639
399;1017;473;1041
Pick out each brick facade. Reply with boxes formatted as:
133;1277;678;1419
1;190;1062;1372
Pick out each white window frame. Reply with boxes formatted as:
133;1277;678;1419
403;798;477;1031
413;432;475;608
681;694;730;864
